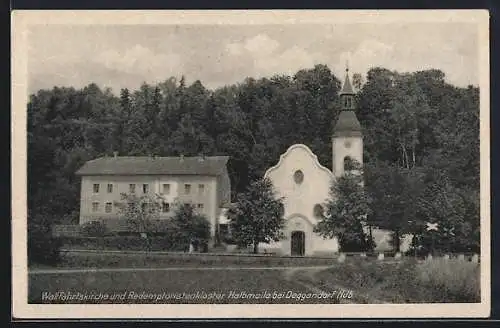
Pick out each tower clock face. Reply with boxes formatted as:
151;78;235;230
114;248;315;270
344;140;352;148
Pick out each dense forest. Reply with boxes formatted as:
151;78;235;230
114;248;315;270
27;64;480;252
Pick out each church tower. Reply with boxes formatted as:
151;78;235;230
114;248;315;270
332;67;363;177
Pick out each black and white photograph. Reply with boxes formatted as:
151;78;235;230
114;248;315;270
12;10;490;318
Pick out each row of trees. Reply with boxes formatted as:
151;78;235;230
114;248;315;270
315;160;479;254
226;160;478;255
28;64;480;256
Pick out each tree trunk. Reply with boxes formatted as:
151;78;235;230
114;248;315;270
394;230;401;252
411;145;416;168
402;145;409;170
253;240;258;254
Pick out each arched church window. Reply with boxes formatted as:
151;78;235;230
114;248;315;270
313;204;324;218
293;170;304;184
344;156;355;172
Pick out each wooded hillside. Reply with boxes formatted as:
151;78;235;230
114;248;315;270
27;64;480;252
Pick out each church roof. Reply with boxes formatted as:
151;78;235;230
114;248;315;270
339;69;355;95
334;111;362;137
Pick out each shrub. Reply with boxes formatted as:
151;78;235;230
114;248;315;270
81;220;107;237
28;214;63;266
60;235;192;252
28;229;62;265
171;203;211;249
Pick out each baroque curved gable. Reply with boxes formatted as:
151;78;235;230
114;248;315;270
264;143;333;179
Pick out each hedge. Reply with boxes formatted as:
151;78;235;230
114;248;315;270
59;235;194;252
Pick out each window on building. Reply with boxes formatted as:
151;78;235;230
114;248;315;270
313;204;324;218
143;184;149;194
197;203;204;210
107;184;113;193
129;184;136;193
344;96;353;109
162;202;170;213
92;202;100;212
198;184;205;194
162;184;170;195
184;184;191;194
344;156;355;172
93;184;100;193
105;202;112;213
293;170;304;184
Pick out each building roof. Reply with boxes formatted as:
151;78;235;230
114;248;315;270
334;110;362;137
339;69;355;95
76;156;230;176
76;155;232;207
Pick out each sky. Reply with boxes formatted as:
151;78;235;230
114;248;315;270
27;22;479;94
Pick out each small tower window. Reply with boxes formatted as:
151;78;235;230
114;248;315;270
344;96;353;109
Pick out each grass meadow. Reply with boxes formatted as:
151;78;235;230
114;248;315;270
308;257;480;303
28;251;480;304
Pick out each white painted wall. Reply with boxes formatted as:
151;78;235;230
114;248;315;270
261;144;339;255
79;174;218;237
332;135;363;177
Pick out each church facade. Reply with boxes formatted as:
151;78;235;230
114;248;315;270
260;69;408;256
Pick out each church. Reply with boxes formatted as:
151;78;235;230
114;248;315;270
259;68;407;256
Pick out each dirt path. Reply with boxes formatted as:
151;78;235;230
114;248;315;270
29;265;333;275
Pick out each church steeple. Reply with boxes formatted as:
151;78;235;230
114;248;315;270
332;64;363;177
339;66;355;110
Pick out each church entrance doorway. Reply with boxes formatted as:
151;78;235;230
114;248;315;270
291;231;305;256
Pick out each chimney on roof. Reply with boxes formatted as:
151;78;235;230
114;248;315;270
113;151;118;158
